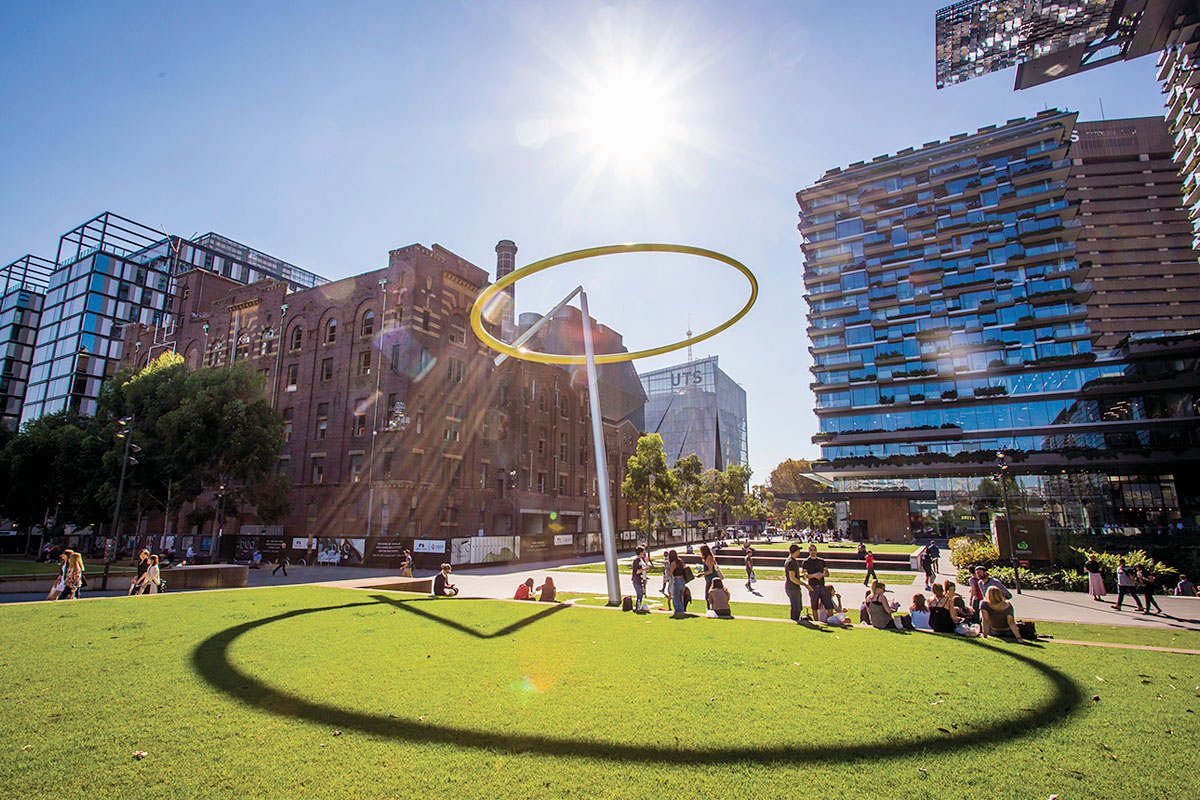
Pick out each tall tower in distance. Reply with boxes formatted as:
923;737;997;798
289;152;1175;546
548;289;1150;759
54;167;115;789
495;239;518;342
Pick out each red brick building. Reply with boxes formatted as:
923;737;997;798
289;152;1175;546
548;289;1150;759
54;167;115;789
121;241;645;566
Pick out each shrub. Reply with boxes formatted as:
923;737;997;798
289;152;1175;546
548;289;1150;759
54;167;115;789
1073;548;1177;582
949;538;1002;570
955;566;1089;592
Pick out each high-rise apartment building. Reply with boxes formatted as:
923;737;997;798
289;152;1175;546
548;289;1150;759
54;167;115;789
13;212;326;424
639;355;748;470
1069;117;1200;348
798;110;1200;537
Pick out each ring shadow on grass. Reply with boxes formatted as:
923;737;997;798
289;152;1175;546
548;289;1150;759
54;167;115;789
191;597;1082;766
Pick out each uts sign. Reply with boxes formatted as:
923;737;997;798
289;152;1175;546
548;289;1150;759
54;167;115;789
671;369;707;388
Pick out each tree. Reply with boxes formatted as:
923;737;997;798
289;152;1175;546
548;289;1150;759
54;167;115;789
670;453;707;522
767;458;829;497
0;411;103;530
621;434;677;537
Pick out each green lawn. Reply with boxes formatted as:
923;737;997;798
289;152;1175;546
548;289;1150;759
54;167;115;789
749;542;920;555
1;586;1198;799
0;558;133;577
551;562;914;584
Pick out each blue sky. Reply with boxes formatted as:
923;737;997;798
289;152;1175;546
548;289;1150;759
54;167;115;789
0;1;1168;480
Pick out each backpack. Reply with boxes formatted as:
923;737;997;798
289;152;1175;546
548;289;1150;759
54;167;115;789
621;596;633;612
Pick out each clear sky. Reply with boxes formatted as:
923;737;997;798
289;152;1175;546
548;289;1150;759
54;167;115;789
0;0;1168;481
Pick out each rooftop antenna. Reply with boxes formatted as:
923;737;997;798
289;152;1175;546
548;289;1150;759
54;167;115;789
1099;97;1106;121
686;314;693;364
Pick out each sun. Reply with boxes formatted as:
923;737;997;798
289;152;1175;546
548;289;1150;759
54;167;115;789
573;63;677;169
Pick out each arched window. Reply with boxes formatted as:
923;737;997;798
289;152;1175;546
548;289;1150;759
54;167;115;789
290;326;303;351
361;310;375;337
448;314;467;345
325;318;338;345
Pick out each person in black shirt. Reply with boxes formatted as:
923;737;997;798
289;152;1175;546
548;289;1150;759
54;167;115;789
802;544;836;619
784;544;806;623
433;563;458;597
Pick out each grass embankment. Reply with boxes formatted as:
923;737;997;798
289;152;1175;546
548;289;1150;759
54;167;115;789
551;562;914;584
0;558;133;577
1;586;1198;799
749;542;920;555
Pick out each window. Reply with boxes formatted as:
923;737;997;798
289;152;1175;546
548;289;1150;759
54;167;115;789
422;308;430;331
448;314;467;345
446;357;464;384
538;428;546;456
537;471;547;493
559;432;569;460
283;407;294;443
361;310;375;337
290;326;303;351
316;402;329;440
325;318;338;345
321;358;333;381
286;364;298;389
538;394;547;413
558;473;568;493
358;351;372;376
350;455;364;483
578;477;586;496
444;421;461;442
353;412;367;437
415;410;424;434
312;458;325;484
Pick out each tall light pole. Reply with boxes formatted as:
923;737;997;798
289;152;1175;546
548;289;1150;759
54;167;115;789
101;416;137;590
996;450;1023;594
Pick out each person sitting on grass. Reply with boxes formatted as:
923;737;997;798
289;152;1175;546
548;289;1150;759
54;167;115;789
817;590;849;626
1175;574;1197;597
980;586;1024;642
706;578;733;618
865;581;900;630
514;578;535;600
969;566;1011;612
536;576;557;603
929;583;956;634
909;593;931;630
944;580;975;625
433;563;458;597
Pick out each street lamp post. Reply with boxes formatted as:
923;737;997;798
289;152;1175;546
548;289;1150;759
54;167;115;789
996;451;1023;594
101;416;137;590
367;278;388;539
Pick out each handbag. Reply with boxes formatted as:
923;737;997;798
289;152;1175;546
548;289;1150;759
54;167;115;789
682;565;696;583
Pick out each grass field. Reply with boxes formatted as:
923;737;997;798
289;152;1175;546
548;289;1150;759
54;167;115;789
0;558;133;577
551;562;915;584
749;542;920;555
2;586;1198;799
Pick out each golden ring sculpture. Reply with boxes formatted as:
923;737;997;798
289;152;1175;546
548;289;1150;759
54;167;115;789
469;243;758;365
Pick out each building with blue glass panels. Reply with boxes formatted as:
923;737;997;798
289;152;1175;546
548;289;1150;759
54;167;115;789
14;212;327;424
0;255;52;431
798;110;1200;536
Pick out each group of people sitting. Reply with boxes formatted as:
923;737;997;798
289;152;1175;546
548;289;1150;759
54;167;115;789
513;576;557;603
858;572;1028;642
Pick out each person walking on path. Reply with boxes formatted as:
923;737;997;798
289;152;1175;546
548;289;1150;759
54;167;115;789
45;552;68;601
400;549;414;578
130;549;150;596
743;546;756;591
862;550;877;586
1084;554;1106;601
142;555;162;594
631;545;649;611
920;548;935;591
927;541;941;572
698;544;718;608
784;544;806;623
1136;565;1164;615
60;551;84;601
1111;557;1144;612
272;552;289;576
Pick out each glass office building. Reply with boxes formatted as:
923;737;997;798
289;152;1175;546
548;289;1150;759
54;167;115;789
1;255;52;431
639;355;748;470
798;110;1200;534
17;212;327;423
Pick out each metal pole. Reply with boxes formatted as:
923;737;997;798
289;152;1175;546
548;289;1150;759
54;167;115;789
212;484;227;563
998;457;1022;594
101;417;134;590
493;286;583;367
579;291;620;606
